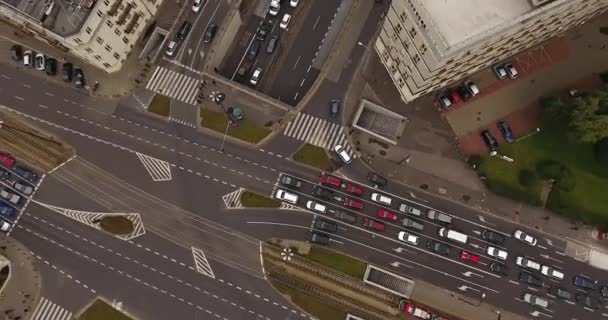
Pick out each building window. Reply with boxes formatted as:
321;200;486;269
113;52;120;59
104;44;112;52
420;44;427;54
400;11;407;22
115;28;121;36
413;54;421;63
122;37;129;44
74;38;83;44
94;55;102;61
86;27;92;34
103;0;110;5
85;47;93;53
106;20;114;28
96;37;104;44
394;24;403;33
103;62;111;68
409;27;417;38
97;10;103;17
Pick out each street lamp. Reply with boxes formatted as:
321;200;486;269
220;120;234;152
517;127;541;141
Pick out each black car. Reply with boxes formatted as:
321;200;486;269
247;41;261;60
489;262;508;276
481;130;499;152
280;175;302;189
548;286;573;301
329;100;340;122
14;165;37;182
601;286;608;298
481;229;506;245
310;232;330;245
575;292;601;309
312;186;333;201
45;58;57;76
176;21;192;41
426;240;450;256
62;63;73;82
203;24;217;43
10;45;22;61
367;172;387;189
457;86;472;101
333;210;357;224
73;68;85;88
498;121;515;143
314;219;337;233
519;272;543;287
256;20;271;41
266;36;279;53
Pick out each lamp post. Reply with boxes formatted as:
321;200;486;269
357;41;372;67
220;120;233;152
517;127;541;142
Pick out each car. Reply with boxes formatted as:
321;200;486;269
290;0;299;7
450;91;462;105
176;21;192;41
12;181;33;196
330;100;340;122
344;184;363;196
397;231;419;245
367;172;387;188
14;165;37;182
310;232;330;245
269;0;280;15
486;246;508;261
314;219;337;233
279;13;291;30
73;68;85;88
363;218;384;231
249;67;262;85
575;292;601;309
370;192;392;206
402;218;424;232
0;189;20;206
23;50;33;67
601;286;608;298
275;189;298;204
460;250;480;264
0;220;10;232
427;210;452;224
505;64;518;79
320;174;341;188
343;198;362;210
10;45;22;61
45;57;57;76
457;86;472;101
280;175;302;189
404;303;431;319
0;168;10;179
312;186;333;200
166;40;179;56
203;24;217;43
34;53;45;71
426;240;450;256
306;200;327;214
513;229;537;246
377;208;397;221
493;64;508;79
548;286;573;301
515;256;541;271
192;0;205;12
334;145;352;164
437;93;452;109
266;36;279;53
62;62;73;82
481;130;498;151
247;41;261;60
0;153;15;168
398;204;422;216
489;262;508;276
465;80;480;96
519;272;543;287
573;275;597;290
333;210;357;224
498;120;515;143
540;265;564;281
0;200;15;218
257;21;272;41
481;229;506;244
523;293;549;308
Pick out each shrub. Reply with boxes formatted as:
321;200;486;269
484;179;542;206
536;160;564;180
594;138;608;165
519;169;538;187
554;167;575;191
467;155;482;168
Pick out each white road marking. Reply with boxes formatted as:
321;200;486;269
31;297;72;320
192;247;215;279
136;152;172;181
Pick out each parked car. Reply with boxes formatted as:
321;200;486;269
523;293;549;308
10;45;22;61
314;219;337;233
516;256;541;271
73;68;85;88
498;120;515;143
266;36;279;53
166;40;179;56
513;229;537;246
481;130;498;151
247;41;261;60
505;64;518;79
370;192;392;206
257;21;272;40
0;152;15;168
279;13;291;30
280;175;302;189
23;50;33;67
320;174;341;188
541;265;564;281
437;93;452;109
404;303;432;319
519;272;543;287
486;246;508;261
12;181;33;196
62;62;73;82
249;67;262;85
0;189;20;206
573;275;597;290
176;21;192;41
344;183;363;196
493;64;508;79
306;200;327;214
34;53;45;71
397;231;419;245
402;218;424;232
334;145;352;164
45;58;57;76
575;292;601;309
333;210;357;224
275;189;298;204
399;204;422;216
268;0;280;15
14;165;38;182
377;208;397;221
426;240;450;256
482;229;506;244
427;210;452;224
312;186;333;201
460;250;480;264
363;218;384;232
465;80;479;96
310;232;330;245
457;86;472;101
192;0;205;13
343;197;362;210
203;24;217;43
329;100;340;122
548;286;573;301
489;262;508;276
0;220;10;232
367;172;387;188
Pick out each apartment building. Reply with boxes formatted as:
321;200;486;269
375;0;608;103
0;0;162;73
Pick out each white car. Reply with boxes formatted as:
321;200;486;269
275;189;298;204
493;65;507;79
0;221;10;232
290;0;299;7
523;293;548;308
306;200;327;214
541;265;564;281
280;13;291;30
269;0;280;15
486;246;508;261
250;67;263;85
398;231;420;245
192;0;205;13
334;145;351;164
370;192;392;206
35;53;45;71
505;64;518;79
515;256;541;271
513;229;537;246
166;41;178;56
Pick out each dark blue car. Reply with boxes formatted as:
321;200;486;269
0;201;15;218
14;165;37;182
498;120;515;143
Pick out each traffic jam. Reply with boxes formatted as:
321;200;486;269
273;172;607;317
0;152;40;232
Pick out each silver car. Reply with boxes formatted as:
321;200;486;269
13;181;33;195
0;188;21;205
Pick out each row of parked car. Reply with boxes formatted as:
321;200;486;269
481;120;515;152
0;152;39;232
10;45;85;88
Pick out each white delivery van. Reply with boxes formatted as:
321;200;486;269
438;227;468;244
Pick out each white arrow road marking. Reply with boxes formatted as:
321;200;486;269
544;238;554;246
457;285;480;292
390;261;413;269
192;247;215;279
472;230;481;235
462;271;484;278
538;245;548;250
394;247;415;254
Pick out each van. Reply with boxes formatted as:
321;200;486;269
399;203;421;216
427;210;452;224
370;192;392;206
438;227;468;244
515;256;541;271
23;50;33;67
275;188;298;204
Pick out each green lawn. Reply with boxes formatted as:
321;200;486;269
292;144;335;171
307;246;367;279
147;94;171;117
240;191;281;208
273;284;346;320
78;300;133;320
479;122;608;225
98;216;134;235
200;108;271;144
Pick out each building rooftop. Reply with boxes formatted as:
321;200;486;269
1;0;93;37
420;0;535;48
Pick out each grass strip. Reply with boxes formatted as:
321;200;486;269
293;144;334;171
99;216;134;235
147;94;171;117
78;299;133;320
200;108;271;144
307;246;367;279
241;191;281;208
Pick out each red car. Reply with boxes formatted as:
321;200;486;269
404;303;431;319
377;208;397;221
343;197;363;210
0;153;15;167
459;250;480;264
450;91;462;105
320;174;342;188
345;183;363;196
363;218;385;232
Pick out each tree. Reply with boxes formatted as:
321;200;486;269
595;138;608;164
569;94;608;143
539;96;569;124
519;169;538;187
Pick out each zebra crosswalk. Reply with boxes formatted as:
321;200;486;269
283;113;353;154
31;297;72;320
146;66;200;105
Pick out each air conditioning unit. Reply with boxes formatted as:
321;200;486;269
530;0;554;7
